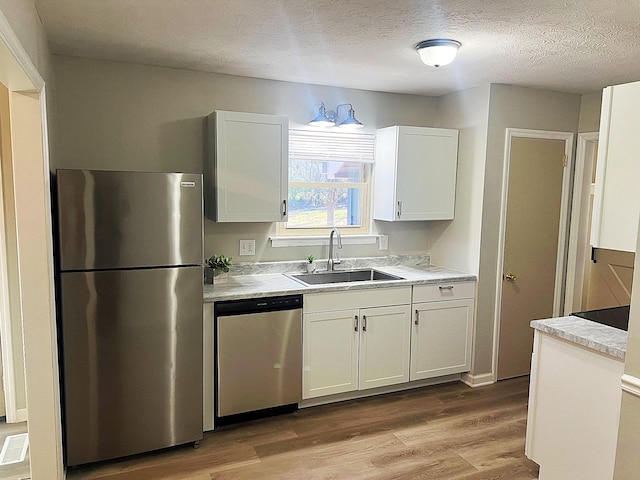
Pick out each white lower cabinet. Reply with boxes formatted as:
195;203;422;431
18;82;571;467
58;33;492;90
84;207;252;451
526;330;623;480
302;282;475;400
410;299;473;380
304;309;359;398
410;283;475;381
359;305;411;390
303;287;411;399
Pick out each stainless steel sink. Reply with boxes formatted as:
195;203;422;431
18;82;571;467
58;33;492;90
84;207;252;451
289;269;403;286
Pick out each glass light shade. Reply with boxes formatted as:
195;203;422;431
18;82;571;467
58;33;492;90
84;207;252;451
309;103;336;127
337;108;364;129
309;117;335;127
416;39;461;67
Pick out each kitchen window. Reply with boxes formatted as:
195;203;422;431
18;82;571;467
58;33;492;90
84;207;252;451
277;129;374;237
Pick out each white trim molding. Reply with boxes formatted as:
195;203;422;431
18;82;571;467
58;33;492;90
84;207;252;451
461;372;495;388
0;142;18;422
621;374;640;398
271;234;379;248
564;132;599;314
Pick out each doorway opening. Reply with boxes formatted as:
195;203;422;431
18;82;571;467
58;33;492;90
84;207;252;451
493;129;574;381
564;133;634;312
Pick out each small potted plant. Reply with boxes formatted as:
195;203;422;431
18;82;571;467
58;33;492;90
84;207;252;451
305;254;317;273
204;254;233;284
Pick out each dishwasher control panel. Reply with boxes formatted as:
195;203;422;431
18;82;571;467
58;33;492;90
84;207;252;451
215;294;302;316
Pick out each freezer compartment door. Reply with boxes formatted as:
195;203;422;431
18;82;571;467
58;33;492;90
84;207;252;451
56;169;203;270
60;266;203;466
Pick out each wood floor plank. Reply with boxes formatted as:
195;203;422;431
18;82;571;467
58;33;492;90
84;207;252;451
393;403;528;447
372;454;477;480
213;432;401;479
458;436;530;471
65;378;539;480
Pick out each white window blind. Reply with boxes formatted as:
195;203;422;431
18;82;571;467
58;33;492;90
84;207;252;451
289;129;375;163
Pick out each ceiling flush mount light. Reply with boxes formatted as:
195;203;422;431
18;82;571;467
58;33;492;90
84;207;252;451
415;39;462;67
309;102;364;129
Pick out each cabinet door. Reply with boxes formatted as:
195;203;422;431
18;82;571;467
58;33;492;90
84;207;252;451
303;309;359;399
207;111;288;222
374;126;458;221
591;82;640;252
395;126;458;221
359;305;411;390
410;299;473;381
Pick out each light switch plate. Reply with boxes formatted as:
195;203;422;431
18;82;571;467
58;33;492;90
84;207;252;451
378;235;389;250
239;239;256;256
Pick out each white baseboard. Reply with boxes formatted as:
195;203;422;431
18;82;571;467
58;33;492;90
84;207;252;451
461;371;495;388
299;374;462;408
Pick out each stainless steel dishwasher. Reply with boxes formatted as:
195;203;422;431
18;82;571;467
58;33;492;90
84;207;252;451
215;294;302;421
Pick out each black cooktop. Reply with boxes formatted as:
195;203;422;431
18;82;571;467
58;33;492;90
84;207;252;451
572;305;630;331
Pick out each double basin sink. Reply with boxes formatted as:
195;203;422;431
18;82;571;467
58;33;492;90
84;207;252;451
288;268;404;286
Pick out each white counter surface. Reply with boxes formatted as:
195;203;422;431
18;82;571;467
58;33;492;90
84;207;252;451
531;315;627;360
203;264;475;303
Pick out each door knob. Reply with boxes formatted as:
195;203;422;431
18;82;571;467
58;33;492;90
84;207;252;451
505;273;517;282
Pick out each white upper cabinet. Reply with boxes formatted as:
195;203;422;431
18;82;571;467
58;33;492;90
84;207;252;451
373;126;459;221
206;110;288;222
591;81;640;252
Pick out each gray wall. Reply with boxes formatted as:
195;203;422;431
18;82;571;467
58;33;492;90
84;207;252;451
431;85;491;275
473;84;582;376
52;55;439;262
578;91;603;133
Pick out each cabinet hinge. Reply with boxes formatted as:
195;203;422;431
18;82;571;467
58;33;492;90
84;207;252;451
563;154;568;167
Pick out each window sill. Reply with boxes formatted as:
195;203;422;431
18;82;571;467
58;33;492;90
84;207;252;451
270;235;379;248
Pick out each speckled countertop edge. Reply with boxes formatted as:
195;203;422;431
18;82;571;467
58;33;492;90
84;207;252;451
531;316;627;360
203;264;476;303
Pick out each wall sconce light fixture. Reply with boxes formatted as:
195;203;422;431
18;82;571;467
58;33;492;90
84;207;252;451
415;39;461;67
309;102;364;129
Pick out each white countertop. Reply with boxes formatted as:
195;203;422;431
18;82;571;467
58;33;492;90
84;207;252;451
203;264;476;303
531;315;627;360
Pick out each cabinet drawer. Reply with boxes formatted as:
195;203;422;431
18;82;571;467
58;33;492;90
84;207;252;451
412;282;475;303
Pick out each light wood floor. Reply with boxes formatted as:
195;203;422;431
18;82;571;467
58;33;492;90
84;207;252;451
67;377;539;480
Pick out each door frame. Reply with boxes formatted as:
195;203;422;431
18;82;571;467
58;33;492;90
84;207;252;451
0;83;28;424
492;128;575;381
564;132;599;314
0;9;64;479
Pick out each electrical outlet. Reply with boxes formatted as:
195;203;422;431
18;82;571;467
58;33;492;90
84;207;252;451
378;235;389;251
239;239;256;256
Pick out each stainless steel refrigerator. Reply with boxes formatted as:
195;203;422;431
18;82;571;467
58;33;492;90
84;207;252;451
56;169;204;466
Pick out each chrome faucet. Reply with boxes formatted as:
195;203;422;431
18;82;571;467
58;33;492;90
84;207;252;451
327;228;342;271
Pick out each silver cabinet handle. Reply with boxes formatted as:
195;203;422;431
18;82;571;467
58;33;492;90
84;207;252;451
397;201;402;218
354;315;359;332
439;285;454;290
415;309;419;326
362;315;367;332
282;200;287;217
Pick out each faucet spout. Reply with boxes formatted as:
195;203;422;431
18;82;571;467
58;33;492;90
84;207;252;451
327;228;342;271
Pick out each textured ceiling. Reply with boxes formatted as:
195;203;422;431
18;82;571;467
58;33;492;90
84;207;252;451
34;0;640;96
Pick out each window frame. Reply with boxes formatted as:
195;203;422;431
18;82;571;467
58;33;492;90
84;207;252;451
277;129;375;237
